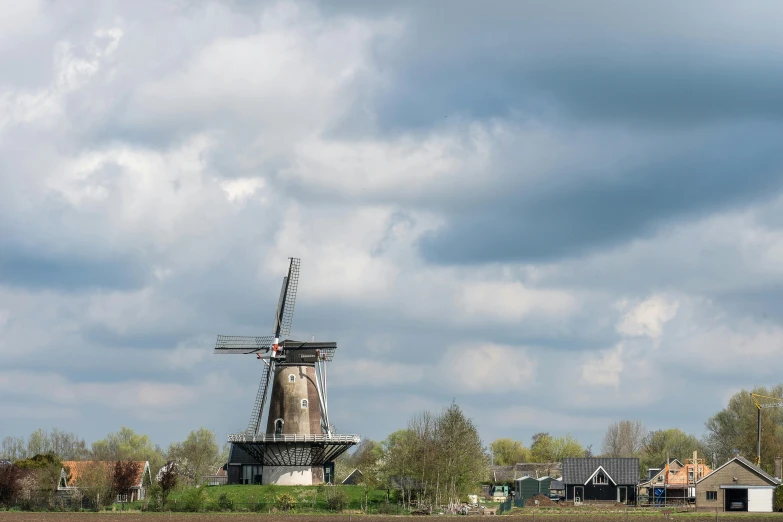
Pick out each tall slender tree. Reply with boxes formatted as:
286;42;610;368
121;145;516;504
602;420;647;457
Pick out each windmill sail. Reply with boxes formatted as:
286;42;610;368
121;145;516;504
248;359;274;436
214;335;274;354
274;258;300;338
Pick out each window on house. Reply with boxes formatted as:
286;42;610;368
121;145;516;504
706;491;717;501
301;399;308;408
656;476;663;483
593;471;608;485
289;374;296;382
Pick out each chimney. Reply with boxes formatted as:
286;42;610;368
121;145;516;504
775;457;782;479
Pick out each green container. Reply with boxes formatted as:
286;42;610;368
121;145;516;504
515;476;553;503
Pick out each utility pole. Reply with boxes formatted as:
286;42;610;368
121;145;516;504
750;393;783;466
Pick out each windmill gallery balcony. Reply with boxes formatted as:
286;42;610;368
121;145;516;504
227;433;360;467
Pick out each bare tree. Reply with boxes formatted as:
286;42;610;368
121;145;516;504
158;462;177;508
601;420;647;457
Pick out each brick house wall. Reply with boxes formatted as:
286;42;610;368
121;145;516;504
695;460;775;511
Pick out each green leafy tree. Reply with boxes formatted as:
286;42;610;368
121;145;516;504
15;452;63;491
91;427;164;472
704;386;783;472
490;438;531;465
166;428;219;486
530;433;585;462
530;433;553;462
381;401;488;508
641;428;708;474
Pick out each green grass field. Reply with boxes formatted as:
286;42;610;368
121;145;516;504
163;484;392;512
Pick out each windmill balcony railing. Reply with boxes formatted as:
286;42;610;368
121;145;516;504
228;433;361;444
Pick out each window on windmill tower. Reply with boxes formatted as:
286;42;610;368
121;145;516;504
301;399;308;408
288;374;296;383
275;419;284;436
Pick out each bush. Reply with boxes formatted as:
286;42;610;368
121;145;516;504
180;487;206;512
145;483;163;512
323;485;347;511
275;493;296;511
217;491;233;511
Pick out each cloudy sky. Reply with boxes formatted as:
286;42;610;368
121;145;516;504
2;0;783;454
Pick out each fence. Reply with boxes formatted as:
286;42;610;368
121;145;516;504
498;496;525;514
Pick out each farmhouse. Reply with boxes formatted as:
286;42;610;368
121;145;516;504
695;456;780;512
562;458;639;505
58;461;152;502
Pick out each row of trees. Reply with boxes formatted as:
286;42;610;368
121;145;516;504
1;426;227;488
596;386;783;475
486;386;783;478
5;384;783;500
490;433;589;466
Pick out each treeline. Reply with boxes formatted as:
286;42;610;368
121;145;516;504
1;426;227;488
487;386;783;477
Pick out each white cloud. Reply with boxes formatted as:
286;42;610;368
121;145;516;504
490;404;613;433
221;177;267;204
616;295;679;339
437;343;536;394
459;281;578;323
330;359;424;387
0;371;198;410
580;343;624;388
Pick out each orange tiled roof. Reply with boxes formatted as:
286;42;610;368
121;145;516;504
61;461;148;488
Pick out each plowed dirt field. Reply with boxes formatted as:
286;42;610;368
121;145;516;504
0;514;779;522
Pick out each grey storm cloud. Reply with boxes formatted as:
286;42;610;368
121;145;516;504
420;123;783;263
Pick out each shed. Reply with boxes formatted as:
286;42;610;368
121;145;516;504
695;456;781;512
515;476;552;502
342;468;364;485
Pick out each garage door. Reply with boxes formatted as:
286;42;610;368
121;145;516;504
747;488;773;512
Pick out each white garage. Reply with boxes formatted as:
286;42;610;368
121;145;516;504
747;487;775;512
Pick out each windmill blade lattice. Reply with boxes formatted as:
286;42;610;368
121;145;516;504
275;258;300;338
214;335;274;354
248;359;274;435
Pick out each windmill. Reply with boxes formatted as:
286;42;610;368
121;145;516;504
214;258;359;485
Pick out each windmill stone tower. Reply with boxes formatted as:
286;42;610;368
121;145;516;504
214;258;359;485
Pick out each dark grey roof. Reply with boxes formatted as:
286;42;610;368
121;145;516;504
550;479;564;490
342;468;364;485
515;462;562;478
562;458;639;485
228;443;262;465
